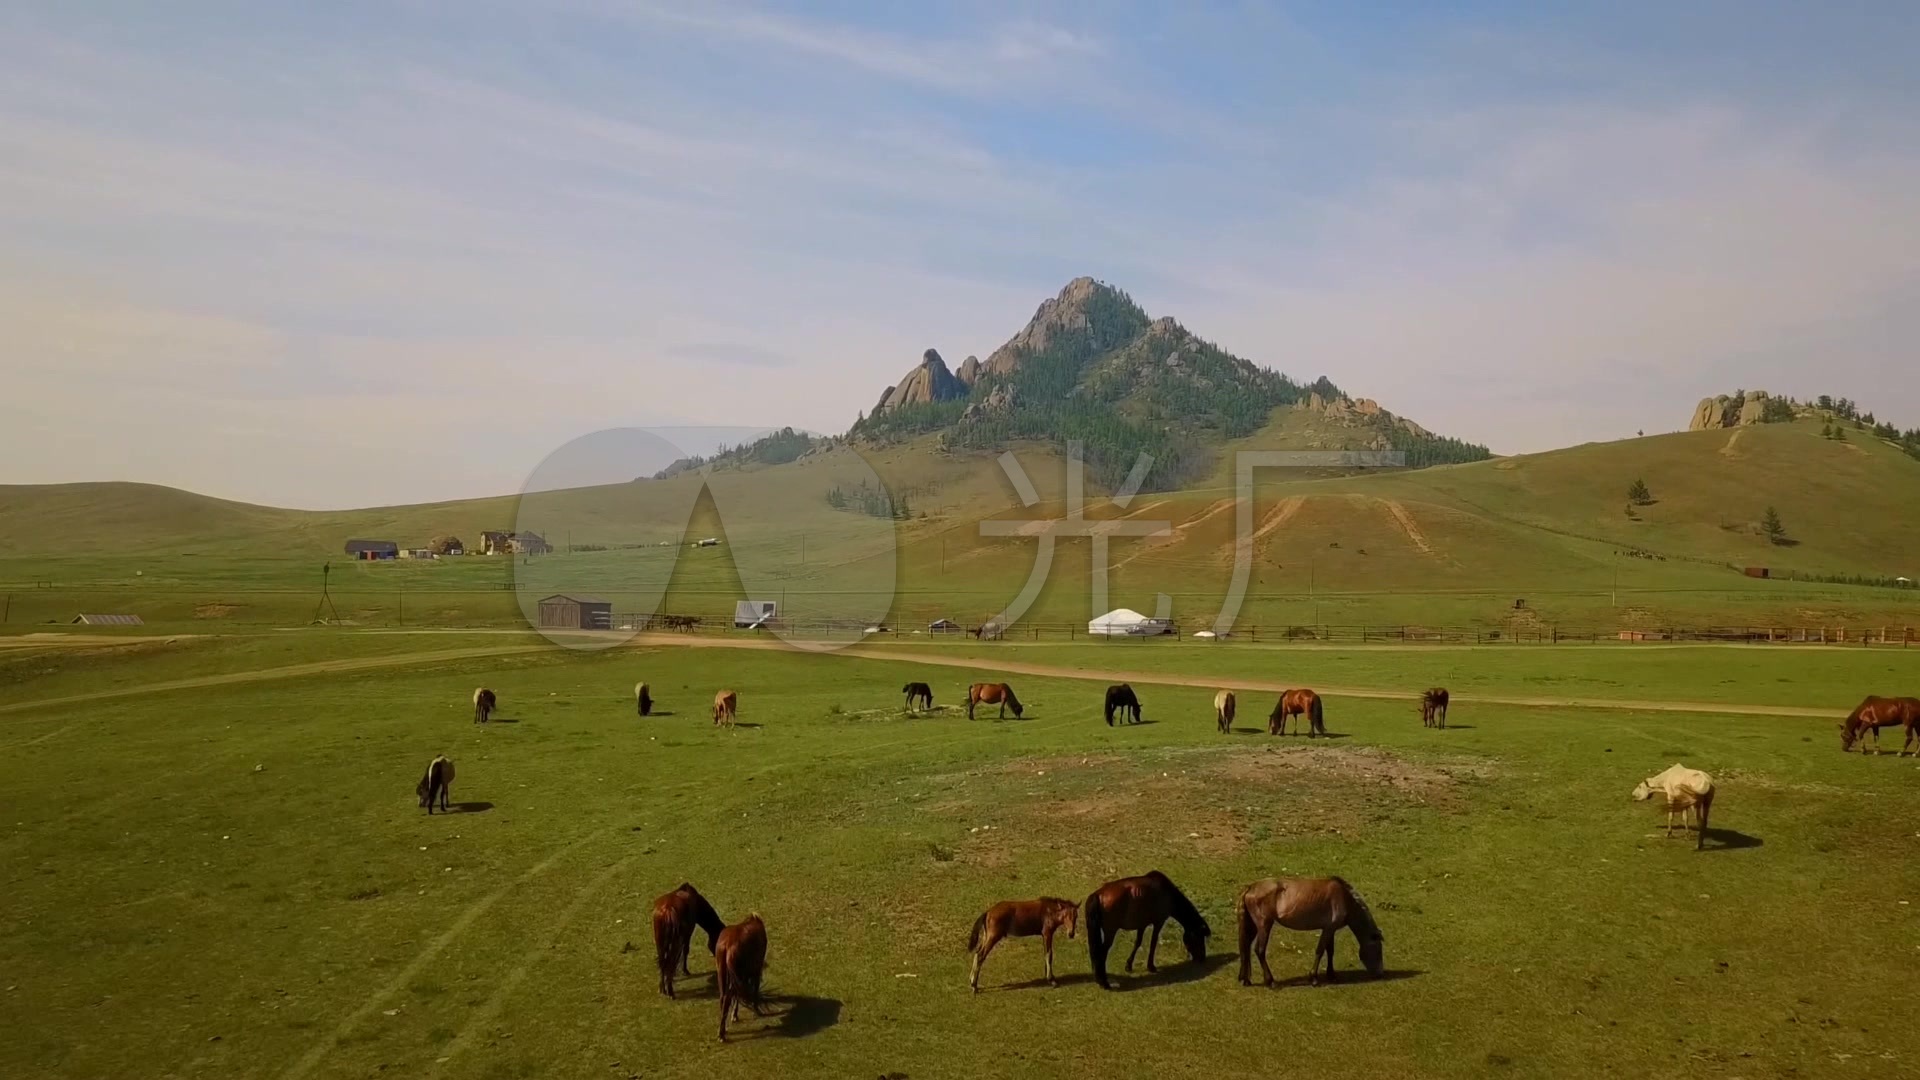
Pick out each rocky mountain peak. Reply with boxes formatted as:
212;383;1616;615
873;348;968;412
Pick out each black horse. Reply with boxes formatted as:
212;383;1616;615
902;682;934;712
1104;683;1142;726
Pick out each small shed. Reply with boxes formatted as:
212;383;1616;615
928;618;963;634
537;594;612;630
345;539;399;559
72;613;144;626
734;600;778;628
1743;566;1771;579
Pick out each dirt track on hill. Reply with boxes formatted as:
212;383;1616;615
0;633;1848;721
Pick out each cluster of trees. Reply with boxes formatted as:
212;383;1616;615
825;480;911;519
650;427;826;480
851;284;1489;490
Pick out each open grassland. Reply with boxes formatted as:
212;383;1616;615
3;632;1918;1079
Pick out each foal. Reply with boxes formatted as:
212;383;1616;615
712;689;738;728
902;682;934;713
967;897;1078;991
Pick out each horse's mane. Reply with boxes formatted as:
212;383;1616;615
1333;877;1382;941
1145;871;1209;935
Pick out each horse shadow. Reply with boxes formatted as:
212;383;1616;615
1107;953;1234;992
726;722;764;730
990;972;1101;993
730;994;842;1040
482;716;521;725
643;710;678;717
1228;727;1266;736
1109;719;1158;727
1262;968;1423;990
1434;724;1477;730
1701;828;1763;851
448;801;494;814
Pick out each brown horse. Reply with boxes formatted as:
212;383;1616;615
1421;687;1450;728
472;687;497;724
1235;877;1384;987
1214;689;1237;735
713;689;738;728
967;897;1079;991
715;914;768;1041
967;682;1023;720
1269;689;1325;737
1840;695;1920;754
902;682;934;712
1084;871;1211;989
651;883;726;998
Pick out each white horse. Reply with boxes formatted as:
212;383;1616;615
1632;764;1715;849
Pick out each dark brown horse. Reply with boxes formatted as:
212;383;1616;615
635;681;654;717
1841;695;1920;754
713;689;738;728
1236;876;1384;986
1421;687;1450;728
1269;689;1325;737
967;897;1078;991
715;914;768;1041
651;883;726;998
902;682;934;712
1104;684;1142;726
968;682;1023;720
1084;871;1210;989
416;755;454;813
472;687;497;724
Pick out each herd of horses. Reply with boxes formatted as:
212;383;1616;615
410;677;1920;1039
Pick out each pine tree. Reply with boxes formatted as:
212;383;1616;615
1627;478;1652;505
1762;506;1788;545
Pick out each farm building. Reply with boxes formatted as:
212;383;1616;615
734;600;778;628
536;594;612;630
1743;566;1771;579
510;532;553;555
344;539;399;560
72;613;144;626
479;531;511;555
429;535;464;556
928;618;963;634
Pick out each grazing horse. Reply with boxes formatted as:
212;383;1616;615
472;687;497;724
652;883;726;998
1420;687;1450;728
1103;684;1142;726
635;681;654;717
416;755;455;814
1084;871;1211;990
967;683;1024;720
902;682;934;713
714;915;769;1042
1269;689;1325;737
1214;689;1237;735
967;897;1079;991
712;689;738;728
1632;763;1716;850
1236;877;1384;987
1840;695;1920;755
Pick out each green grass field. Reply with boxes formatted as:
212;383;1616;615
4;631;1918;1079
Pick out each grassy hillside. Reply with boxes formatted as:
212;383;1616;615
1;418;1916;631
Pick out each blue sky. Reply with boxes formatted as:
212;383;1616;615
2;1;1915;507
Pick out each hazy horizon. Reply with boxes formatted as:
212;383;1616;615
4;2;1915;509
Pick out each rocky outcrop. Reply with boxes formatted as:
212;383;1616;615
961;383;1016;420
1689;390;1772;430
875;349;968;411
955;355;981;386
980;276;1105;378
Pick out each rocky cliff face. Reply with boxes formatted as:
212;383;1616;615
978;276;1106;379
874;349;969;411
1689;390;1774;430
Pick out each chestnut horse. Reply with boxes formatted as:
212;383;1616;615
967;682;1023;720
1214;689;1236;735
1420;687;1449;728
715;914;768;1041
1236;876;1384;987
473;687;497;724
635;681;654;717
652;883;726;998
416;755;455;814
1084;871;1211;989
1840;695;1920;755
967;897;1078;991
712;689;738;728
902;682;934;712
1269;689;1325;737
1104;684;1142;726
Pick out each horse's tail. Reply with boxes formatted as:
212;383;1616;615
656;908;681;980
1006;686;1023;715
967;911;988;954
1235;888;1256;966
1310;693;1324;731
1084;892;1109;988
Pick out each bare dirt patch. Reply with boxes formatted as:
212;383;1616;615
193;602;244;619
